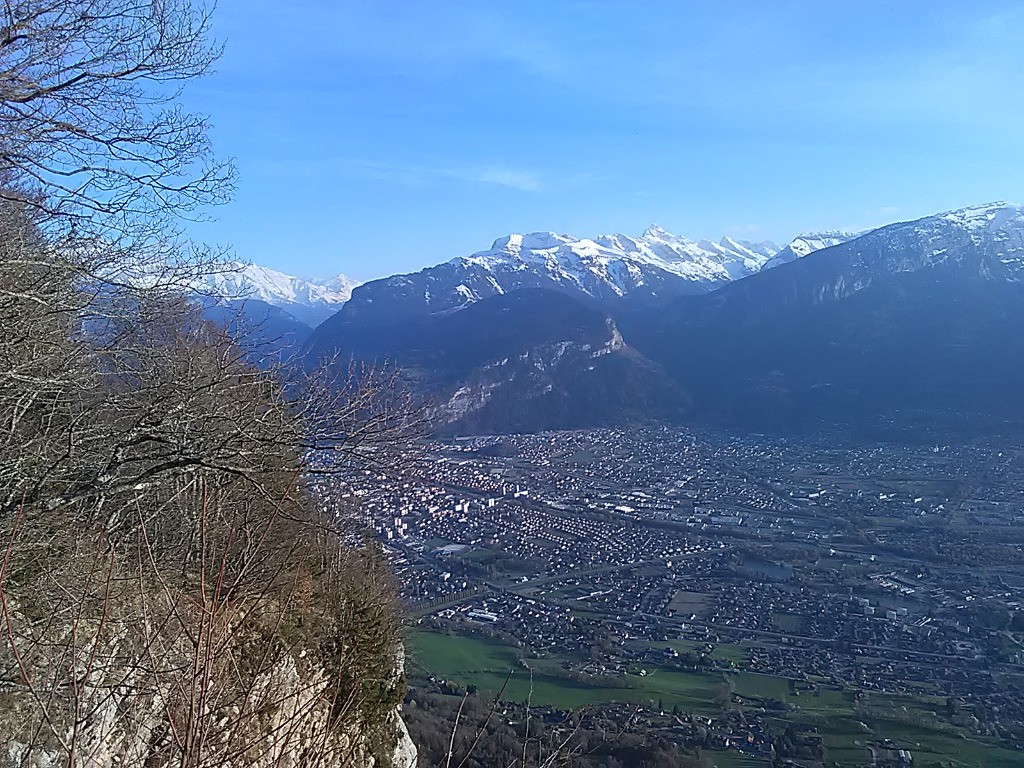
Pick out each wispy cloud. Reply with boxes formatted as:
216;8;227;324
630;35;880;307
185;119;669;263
337;159;545;193
447;165;545;193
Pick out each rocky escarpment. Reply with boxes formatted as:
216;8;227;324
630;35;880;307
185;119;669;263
1;590;415;768
0;505;416;768
305;288;689;434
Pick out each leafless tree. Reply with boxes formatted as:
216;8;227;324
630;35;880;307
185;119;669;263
0;0;234;242
0;473;408;766
0;230;417;764
0;2;421;765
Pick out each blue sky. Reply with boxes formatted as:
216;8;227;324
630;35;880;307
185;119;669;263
184;0;1024;281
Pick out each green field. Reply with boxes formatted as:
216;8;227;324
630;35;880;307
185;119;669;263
647;638;753;667
658;639;751;665
732;672;856;715
407;630;726;712
407;630;1022;767
707;751;770;768
668;589;708;617
816;715;1023;768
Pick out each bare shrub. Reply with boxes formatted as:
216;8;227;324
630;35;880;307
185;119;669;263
0;3;419;764
0;280;414;765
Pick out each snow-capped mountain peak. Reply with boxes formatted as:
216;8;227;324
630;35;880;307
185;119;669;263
342;225;791;327
861;201;1024;277
642;224;674;240
458;226;784;294
317;273;361;299
761;230;861;270
934;201;1021;232
194;262;359;327
742;201;1024;310
721;237;779;260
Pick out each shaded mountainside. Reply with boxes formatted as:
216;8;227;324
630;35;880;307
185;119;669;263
306;202;1024;436
196;297;313;360
655;202;1024;324
627;203;1024;434
236;200;1024;437
305;289;689;434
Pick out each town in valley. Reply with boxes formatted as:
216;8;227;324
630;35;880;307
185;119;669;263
318;427;1024;767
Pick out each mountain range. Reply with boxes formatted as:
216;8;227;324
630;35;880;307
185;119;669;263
198;203;1024;436
339;226;845;327
201;224;854;332
193;262;360;327
627;202;1024;435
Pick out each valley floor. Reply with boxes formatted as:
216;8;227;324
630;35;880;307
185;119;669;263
315;426;1024;767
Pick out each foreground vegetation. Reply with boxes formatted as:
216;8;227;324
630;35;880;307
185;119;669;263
0;1;412;765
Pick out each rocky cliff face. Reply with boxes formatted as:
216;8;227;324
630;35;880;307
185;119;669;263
0;508;416;768
392;715;418;768
305;288;688;434
1;596;416;768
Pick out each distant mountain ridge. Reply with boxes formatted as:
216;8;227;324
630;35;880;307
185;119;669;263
657;202;1024;324
761;231;859;270
338;225;860;327
193;262;360;327
207;202;1024;436
303;222;864;432
198;225;852;332
628;201;1024;434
